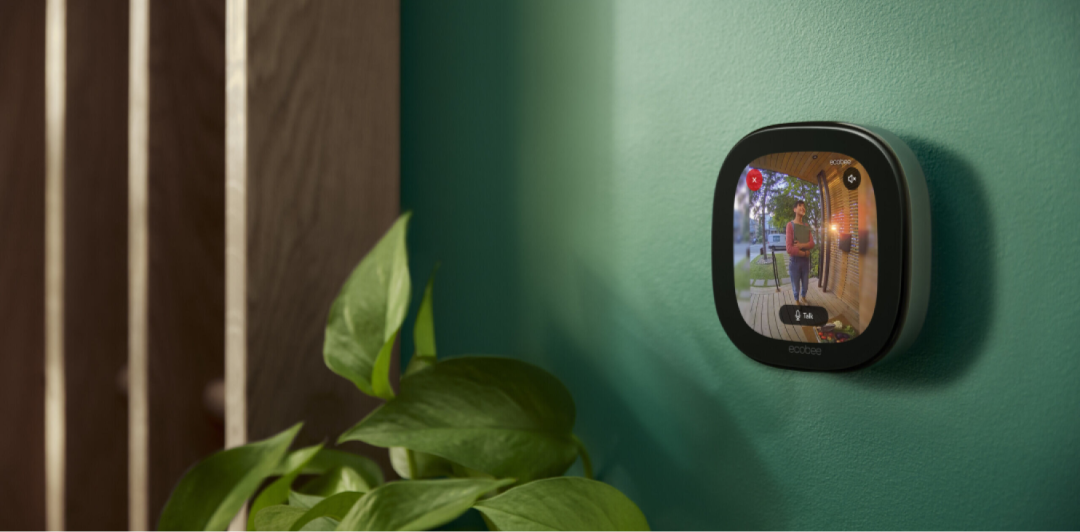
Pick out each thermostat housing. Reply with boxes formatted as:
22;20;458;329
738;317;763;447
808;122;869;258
712;122;930;370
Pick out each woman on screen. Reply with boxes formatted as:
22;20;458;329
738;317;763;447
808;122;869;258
786;200;814;305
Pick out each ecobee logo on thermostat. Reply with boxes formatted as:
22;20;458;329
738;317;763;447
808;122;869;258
788;345;822;356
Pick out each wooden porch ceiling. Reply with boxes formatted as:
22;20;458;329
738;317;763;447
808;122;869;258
749;151;848;183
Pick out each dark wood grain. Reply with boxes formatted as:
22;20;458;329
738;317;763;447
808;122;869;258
147;0;226;524
63;1;130;529
0;1;46;529
246;0;400;476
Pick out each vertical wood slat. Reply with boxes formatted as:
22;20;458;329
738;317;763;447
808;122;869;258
147;0;227;526
839;165;862;311
225;3;246;526
44;0;66;528
826;166;866;319
64;0;129;529
128;0;150;528
858;176;878;334
242;0;400;471
226;0;247;453
0;1;46;529
828;176;849;299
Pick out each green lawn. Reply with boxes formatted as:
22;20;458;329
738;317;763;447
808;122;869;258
748;249;821;280
736;250;822;299
734;257;751;298
749;254;783;280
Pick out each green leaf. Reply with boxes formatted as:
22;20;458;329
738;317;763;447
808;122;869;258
288;491;325;510
254;506;306;532
301;449;384;490
371;330;399;400
275;450;382;519
474;477;650;531
298;518;339;531
300;465;369;498
159;423;302;531
249;444;324;530
402;354;435;378
449;462;494;479
339;357;578;483
413;266;438;358
274;448;322;477
252;505;336;530
289;491;364;531
403;266;439;379
389;447;455;480
324;212;412;397
336;478;514;531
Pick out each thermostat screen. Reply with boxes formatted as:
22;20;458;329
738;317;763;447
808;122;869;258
732;152;879;344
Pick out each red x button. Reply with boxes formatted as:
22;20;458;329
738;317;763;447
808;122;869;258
747;168;762;191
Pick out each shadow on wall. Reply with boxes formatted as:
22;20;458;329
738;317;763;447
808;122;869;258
399;0;525;361
538;267;788;530
857;138;993;387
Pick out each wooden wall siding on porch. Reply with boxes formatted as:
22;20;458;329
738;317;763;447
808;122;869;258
0;0;399;527
0;1;46;529
857;175;878;333
826;163;864;313
244;0;400;474
64;0;129;528
147;0;226;525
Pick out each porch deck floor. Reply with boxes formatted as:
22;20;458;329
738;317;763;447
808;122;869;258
740;280;859;342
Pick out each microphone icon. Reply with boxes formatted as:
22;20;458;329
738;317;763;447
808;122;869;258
795;309;801;321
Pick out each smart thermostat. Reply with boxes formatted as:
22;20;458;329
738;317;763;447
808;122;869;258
712;122;931;370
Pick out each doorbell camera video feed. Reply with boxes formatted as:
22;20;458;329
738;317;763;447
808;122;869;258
732;152;879;344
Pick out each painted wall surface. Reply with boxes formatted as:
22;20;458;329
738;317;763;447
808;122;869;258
401;2;1080;529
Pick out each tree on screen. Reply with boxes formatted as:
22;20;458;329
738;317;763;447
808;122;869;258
749;169;784;254
769;176;822;242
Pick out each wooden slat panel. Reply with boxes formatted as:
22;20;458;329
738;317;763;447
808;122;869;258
825;169;863;322
63;0;129;528
828;176;848;299
858;167;878;333
778;152;791;175
804;153;836;183
794;152;818;179
841;169;861;310
245;0;400;475
147;0;227;525
0;1;46;529
749;151;852;183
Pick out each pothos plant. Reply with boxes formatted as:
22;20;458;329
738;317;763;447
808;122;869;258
158;213;649;531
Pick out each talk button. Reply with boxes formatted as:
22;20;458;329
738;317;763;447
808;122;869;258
779;305;829;326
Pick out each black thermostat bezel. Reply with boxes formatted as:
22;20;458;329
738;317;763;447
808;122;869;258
712;122;912;371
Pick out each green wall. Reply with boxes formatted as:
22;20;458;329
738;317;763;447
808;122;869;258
401;1;1080;529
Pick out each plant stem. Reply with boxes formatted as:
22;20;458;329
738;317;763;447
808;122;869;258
572;434;594;480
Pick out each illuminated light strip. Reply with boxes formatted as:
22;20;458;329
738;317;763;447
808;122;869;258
225;0;248;528
44;0;66;529
128;0;150;529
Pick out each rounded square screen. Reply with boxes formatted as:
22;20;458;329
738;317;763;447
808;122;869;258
732;152;878;344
